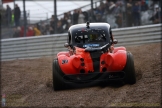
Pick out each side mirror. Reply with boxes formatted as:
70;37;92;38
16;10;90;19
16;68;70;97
64;43;69;47
113;39;118;44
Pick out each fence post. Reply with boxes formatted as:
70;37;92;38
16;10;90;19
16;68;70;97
123;0;127;27
28;10;30;24
13;0;15;8
23;0;27;37
54;0;57;33
91;0;94;22
159;0;161;23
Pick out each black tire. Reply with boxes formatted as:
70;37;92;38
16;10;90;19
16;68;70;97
123;52;136;84
53;59;67;90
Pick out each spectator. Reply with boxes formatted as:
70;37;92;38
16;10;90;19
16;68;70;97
78;9;85;24
5;5;12;27
56;21;64;34
113;2;121;14
105;0;110;14
14;4;21;27
62;16;69;31
33;25;42;36
126;0;133;26
51;15;58;26
65;20;71;32
51;15;58;21
45;24;50;35
64;12;68;19
36;23;41;31
149;5;161;24
83;11;89;22
113;2;123;27
49;26;54;34
50;17;55;30
26;26;34;37
100;0;105;7
141;0;148;12
99;0;106;13
11;10;14;26
116;0;125;13
109;2;116;14
88;9;96;22
150;0;160;10
132;1;141;26
95;6;104;16
20;26;24;37
96;14;103;22
13;26;21;38
73;9;79;24
40;22;47;35
67;11;72;24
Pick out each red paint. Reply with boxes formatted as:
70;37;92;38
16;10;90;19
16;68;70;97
57;46;127;74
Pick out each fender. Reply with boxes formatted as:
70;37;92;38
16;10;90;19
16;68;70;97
57;54;81;74
57;47;94;75
100;50;127;72
57;51;70;57
114;46;126;53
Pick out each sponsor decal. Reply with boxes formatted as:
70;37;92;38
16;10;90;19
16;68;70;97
83;44;99;48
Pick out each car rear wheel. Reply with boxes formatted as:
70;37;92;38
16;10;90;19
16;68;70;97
123;52;136;84
53;59;66;90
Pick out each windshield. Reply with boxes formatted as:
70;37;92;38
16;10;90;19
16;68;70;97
88;33;106;42
73;28;108;48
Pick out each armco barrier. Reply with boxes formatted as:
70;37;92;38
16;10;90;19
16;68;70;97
1;24;161;61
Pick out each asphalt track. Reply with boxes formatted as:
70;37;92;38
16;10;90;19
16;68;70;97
1;42;161;107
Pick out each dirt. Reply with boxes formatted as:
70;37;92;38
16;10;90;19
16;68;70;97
1;43;161;107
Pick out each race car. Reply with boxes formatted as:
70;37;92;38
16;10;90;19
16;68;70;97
53;22;136;90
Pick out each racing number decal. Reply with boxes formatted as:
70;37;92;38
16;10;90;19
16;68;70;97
62;60;68;64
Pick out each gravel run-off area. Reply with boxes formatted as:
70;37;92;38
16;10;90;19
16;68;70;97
1;42;161;107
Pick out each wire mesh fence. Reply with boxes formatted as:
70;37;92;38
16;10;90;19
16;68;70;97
1;0;161;39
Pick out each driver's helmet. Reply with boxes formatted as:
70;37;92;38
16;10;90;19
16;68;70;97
89;34;98;41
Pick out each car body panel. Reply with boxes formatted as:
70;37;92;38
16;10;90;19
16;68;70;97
57;46;127;75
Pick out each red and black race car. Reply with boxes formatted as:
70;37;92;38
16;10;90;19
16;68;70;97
53;22;136;90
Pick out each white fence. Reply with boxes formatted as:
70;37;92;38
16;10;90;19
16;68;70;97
1;24;161;61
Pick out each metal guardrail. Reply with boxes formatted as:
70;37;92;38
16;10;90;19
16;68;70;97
1;24;161;61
